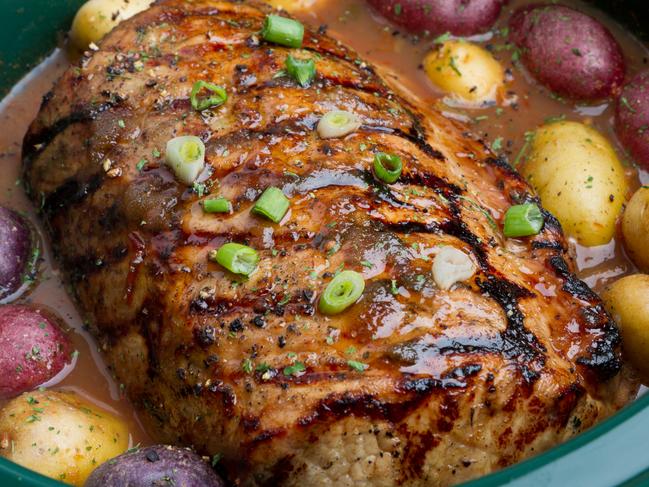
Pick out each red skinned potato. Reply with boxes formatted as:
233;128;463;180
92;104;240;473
509;4;625;100
616;70;649;168
0;305;72;398
0;207;38;303
366;0;506;36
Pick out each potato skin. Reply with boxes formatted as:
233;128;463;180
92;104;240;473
0;391;129;486
84;445;225;487
602;274;649;384
366;0;505;36
423;40;504;106
0;207;37;303
70;0;153;50
509;5;624;100
622;187;649;272
616;70;649;169
0;305;72;399
521;121;628;246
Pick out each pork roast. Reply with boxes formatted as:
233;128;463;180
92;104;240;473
23;1;637;485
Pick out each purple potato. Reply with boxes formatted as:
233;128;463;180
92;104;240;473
509;4;625;100
84;445;225;487
366;0;506;36
616;70;649;169
0;207;37;302
0;305;72;398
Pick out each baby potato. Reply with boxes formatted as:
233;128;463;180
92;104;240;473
366;0;506;37
521;121;628;246
70;0;153;51
602;274;649;384
509;5;624;100
0;390;129;486
423;40;504;106
622;187;649;272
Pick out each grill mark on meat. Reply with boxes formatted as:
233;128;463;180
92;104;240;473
531;240;565;251
476;276;545;382
548;255;599;302
23;102;118;166
548;255;622;379
297;374;473;429
439;201;489;268
138;298;163;376
389;338;504;364
63;243;129;283
361;125;446;161
483;156;527;183
41;173;105;219
378;220;443;235
247;427;287;445
400;170;462;195
317;71;389;97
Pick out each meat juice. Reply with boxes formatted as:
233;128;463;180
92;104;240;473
0;0;647;449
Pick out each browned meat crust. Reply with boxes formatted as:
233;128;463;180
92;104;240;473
23;1;637;485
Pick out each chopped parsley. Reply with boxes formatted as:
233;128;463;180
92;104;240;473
242;359;253;374
347;360;368;372
449;56;462;76
433;32;452;44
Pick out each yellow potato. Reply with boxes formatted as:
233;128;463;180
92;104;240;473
622;187;649;272
423;40;504;106
521;121;628;246
70;0;153;51
602;274;649;384
0;390;129;486
264;0;318;11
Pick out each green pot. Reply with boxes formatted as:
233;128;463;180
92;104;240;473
1;1;648;486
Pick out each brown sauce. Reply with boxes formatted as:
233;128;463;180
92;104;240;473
0;0;647;452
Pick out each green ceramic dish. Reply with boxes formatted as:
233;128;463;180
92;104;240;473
1;1;648;486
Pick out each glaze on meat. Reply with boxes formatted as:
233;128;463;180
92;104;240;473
23;1;637;485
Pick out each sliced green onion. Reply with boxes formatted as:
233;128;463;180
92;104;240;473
252;187;290;223
318;270;365;315
203;197;232;214
373;152;402;184
317;110;361;139
261;15;304;48
285;55;316;87
283;361;306;376
503;203;544;238
165;135;205;184
209;243;259;276
190;80;227;111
